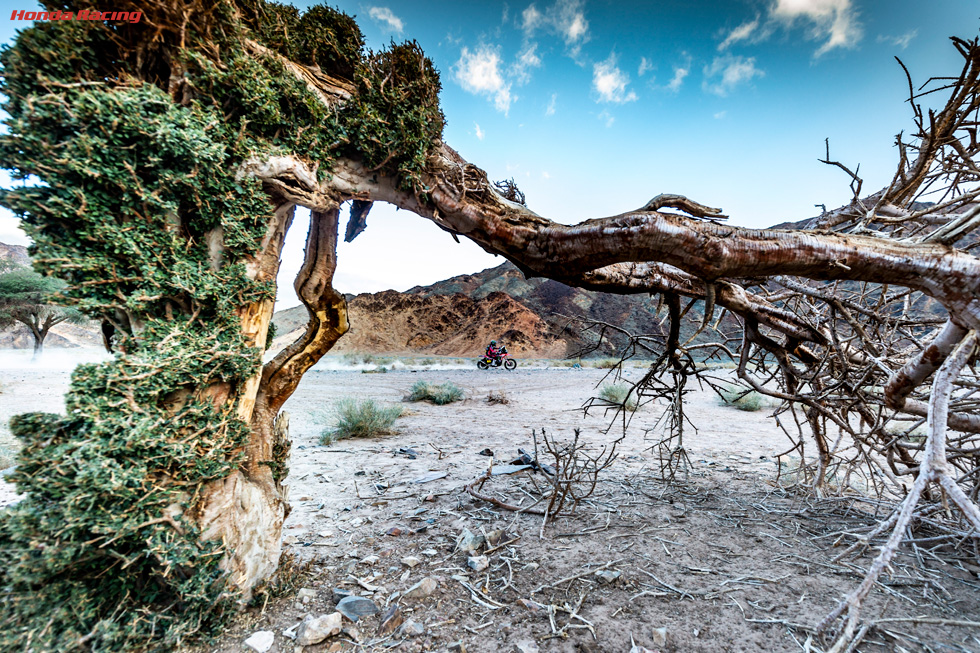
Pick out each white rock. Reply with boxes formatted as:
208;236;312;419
401;555;422;567
403;577;439;599
244;630;275;653
421;548;439;557
651;627;668;647
400;570;411;583
296;612;343;646
298;588;317;604
514;641;540;653
467;555;489;572
318;530;333;538
359;555;380;565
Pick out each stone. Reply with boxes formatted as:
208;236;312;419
401;555;422;567
318;530;333;538
244;631;275;653
486;528;506;546
397;619;425;637
523;562;539;571
514;641;540;653
359;554;379;565
421;548;439;557
457;528;485;553
595;570;621;584
331;588;353;604
403;576;438;599
328;643;343;653
296;613;343;646
651;627;668;647
336;595;380;622
448;642;467;653
283;535;299;545
516;598;545;613
297;588;317;604
400;570;410;582
467;555;489;572
387;526;405;536
376;605;403;636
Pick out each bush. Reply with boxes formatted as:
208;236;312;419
407;380;464;405
486;391;509;405
322;399;403;443
591;358;621;369
717;383;764;412
599;384;638;411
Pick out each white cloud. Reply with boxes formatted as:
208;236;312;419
474;123;485;140
510;43;542;85
545;93;557;116
367;7;404;34
638;57;654;77
598;110;615;128
593;53;638;104
714;110;727;119
877;30;917;50
521;0;589;46
702;54;764;96
454;45;513;114
718;0;862;56
542;171;551;179
666;54;691;92
718;17;762;50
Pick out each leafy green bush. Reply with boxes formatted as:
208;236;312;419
717;383;764;411
599;384;638;411
407;380;464;405
322;399;403;443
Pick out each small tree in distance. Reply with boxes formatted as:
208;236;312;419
0;262;85;360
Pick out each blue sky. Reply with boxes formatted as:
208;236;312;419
0;0;977;308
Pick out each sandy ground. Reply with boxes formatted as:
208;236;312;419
2;353;979;652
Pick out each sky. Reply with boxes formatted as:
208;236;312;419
0;0;977;309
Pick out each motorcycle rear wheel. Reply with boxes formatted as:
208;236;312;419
477;359;490;370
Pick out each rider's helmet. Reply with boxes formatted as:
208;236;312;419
490;340;497;346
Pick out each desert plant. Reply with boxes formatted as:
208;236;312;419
591;358;620;369
407;380;464;404
486;390;509;405
322;399;403;443
599;384;638;411
716;383;764;412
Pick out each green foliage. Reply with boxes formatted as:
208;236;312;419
717;383;765;412
0;0;447;649
322;398;403;442
407;380;464;405
599;384;638;411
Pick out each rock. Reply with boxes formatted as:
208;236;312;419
401;555;422;567
400;570;410;582
516;598;545;613
336;595;380;622
297;588;317;604
457;528;485;553
514;641;540;653
376;605;403;635
397;619;425;637
448;642;467;653
423;494;436;502
403;576;439;599
283;535;299;545
244;631;275;652
343;625;362;642
387;526;405;536
328;643;343;653
467;555;489;572
331;588;353;604
486;528;506;546
595;570;621;584
478;448;494;456
318;530;333;538
421;548;439;557
296;613;343;646
523;562;539;571
359;554;380;565
651;627;668;647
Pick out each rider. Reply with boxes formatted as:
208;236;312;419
486;340;502;361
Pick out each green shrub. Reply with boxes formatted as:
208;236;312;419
407;380;464;405
599;384;638;411
717;383;764;412
322;399;403;443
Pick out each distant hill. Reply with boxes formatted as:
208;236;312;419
0;242;30;268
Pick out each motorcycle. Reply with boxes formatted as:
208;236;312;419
477;348;517;370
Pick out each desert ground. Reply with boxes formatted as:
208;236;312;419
1;351;979;653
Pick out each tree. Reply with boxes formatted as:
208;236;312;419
0;2;976;650
0;264;85;359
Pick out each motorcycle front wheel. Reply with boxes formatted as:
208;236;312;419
504;359;517;370
477;359;490;370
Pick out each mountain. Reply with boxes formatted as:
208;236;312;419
0;242;30;268
271;262;729;359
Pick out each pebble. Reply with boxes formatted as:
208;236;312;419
243;631;275;653
376;605;403;635
397;619;425;637
296;613;343;646
448;642;467;653
595;570;621;584
514;641;540;653
457;528;485;553
282;535;299;545
467;555;489;572
421;548;439;557
297;588;317;604
651;627;668;647
401;555;422;567
336;595;380;622
403;576;439;599
318;530;333;538
359;554;380;565
331;588;353;604
400;570;411;582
